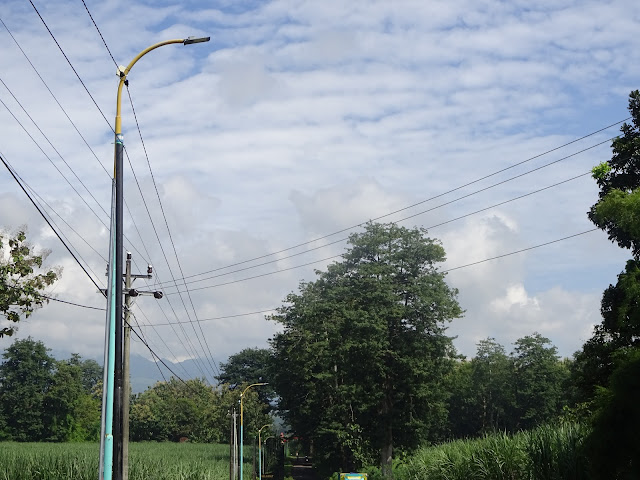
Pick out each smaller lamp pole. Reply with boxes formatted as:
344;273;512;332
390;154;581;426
240;383;268;480
258;424;271;480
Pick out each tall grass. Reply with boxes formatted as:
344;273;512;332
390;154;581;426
404;422;590;480
0;442;231;480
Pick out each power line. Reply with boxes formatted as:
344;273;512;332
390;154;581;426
43;295;105;311
163;165;592;296
128;305;195;381
442;229;599;273
0;93;110;228
44;226;601;327
79;0;118;68
139;309;277;327
159;136;608;292
125;84;221;382
28;0;113;131
144;227;601;326
0;15;161;272
0;15;111;177
174;118;627;284
0;152;104;293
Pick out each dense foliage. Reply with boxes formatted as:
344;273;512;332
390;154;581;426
216;347;275;406
571;90;640;478
1;230;58;338
269;223;463;476
447;334;570;439
0;338;101;442
129;378;270;444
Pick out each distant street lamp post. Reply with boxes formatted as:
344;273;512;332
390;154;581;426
258;424;271;480
240;383;268;480
101;35;210;480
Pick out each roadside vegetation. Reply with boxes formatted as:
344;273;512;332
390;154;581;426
0;442;230;480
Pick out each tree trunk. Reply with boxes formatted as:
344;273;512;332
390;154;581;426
380;421;393;480
380;383;393;480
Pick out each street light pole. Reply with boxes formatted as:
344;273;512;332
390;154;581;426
239;383;268;480
104;35;209;480
258;424;271;480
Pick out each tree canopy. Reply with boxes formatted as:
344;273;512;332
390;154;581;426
0;338;100;442
1;230;59;338
269;223;462;477
588;90;640;258
572;89;640;477
216;347;275;406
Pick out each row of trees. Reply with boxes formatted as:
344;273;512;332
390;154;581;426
129;377;269;443
0;337;272;444
447;334;571;438
0;338;102;442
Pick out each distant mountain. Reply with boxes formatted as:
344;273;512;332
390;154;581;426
0;346;222;394
129;354;222;393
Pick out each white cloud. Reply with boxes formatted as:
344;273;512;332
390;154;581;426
1;0;638;370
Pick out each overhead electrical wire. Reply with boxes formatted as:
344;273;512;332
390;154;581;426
72;0;222;383
0;16;112;178
0;150;104;285
0;17;161;272
79;0;118;68
174;118;628;284
441;229;599;273
162;168;595;296
0;152;104;293
128;305;196;381
144;227;601;326
28;0;113;132
125;85;221;382
0;88;150;281
2;9;210;378
158;134;611;292
23;179;108;263
38;223;601;327
43;295;105;311
0;93;110;227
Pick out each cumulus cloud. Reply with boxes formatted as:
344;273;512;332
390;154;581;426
1;0;637;369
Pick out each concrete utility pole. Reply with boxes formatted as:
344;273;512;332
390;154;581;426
104;35;209;480
233;409;239;480
122;252;161;480
229;409;234;480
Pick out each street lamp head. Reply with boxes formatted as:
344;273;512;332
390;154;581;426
184;36;211;45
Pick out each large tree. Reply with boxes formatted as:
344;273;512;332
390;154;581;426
1;230;58;338
0;337;55;441
511;333;566;430
472;337;515;432
577;90;640;475
588;90;640;259
574;90;640;401
269;223;462;477
217;347;275;406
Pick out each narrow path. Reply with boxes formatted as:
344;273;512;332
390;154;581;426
291;457;320;480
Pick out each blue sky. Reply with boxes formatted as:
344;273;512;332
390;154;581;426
1;0;638;380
